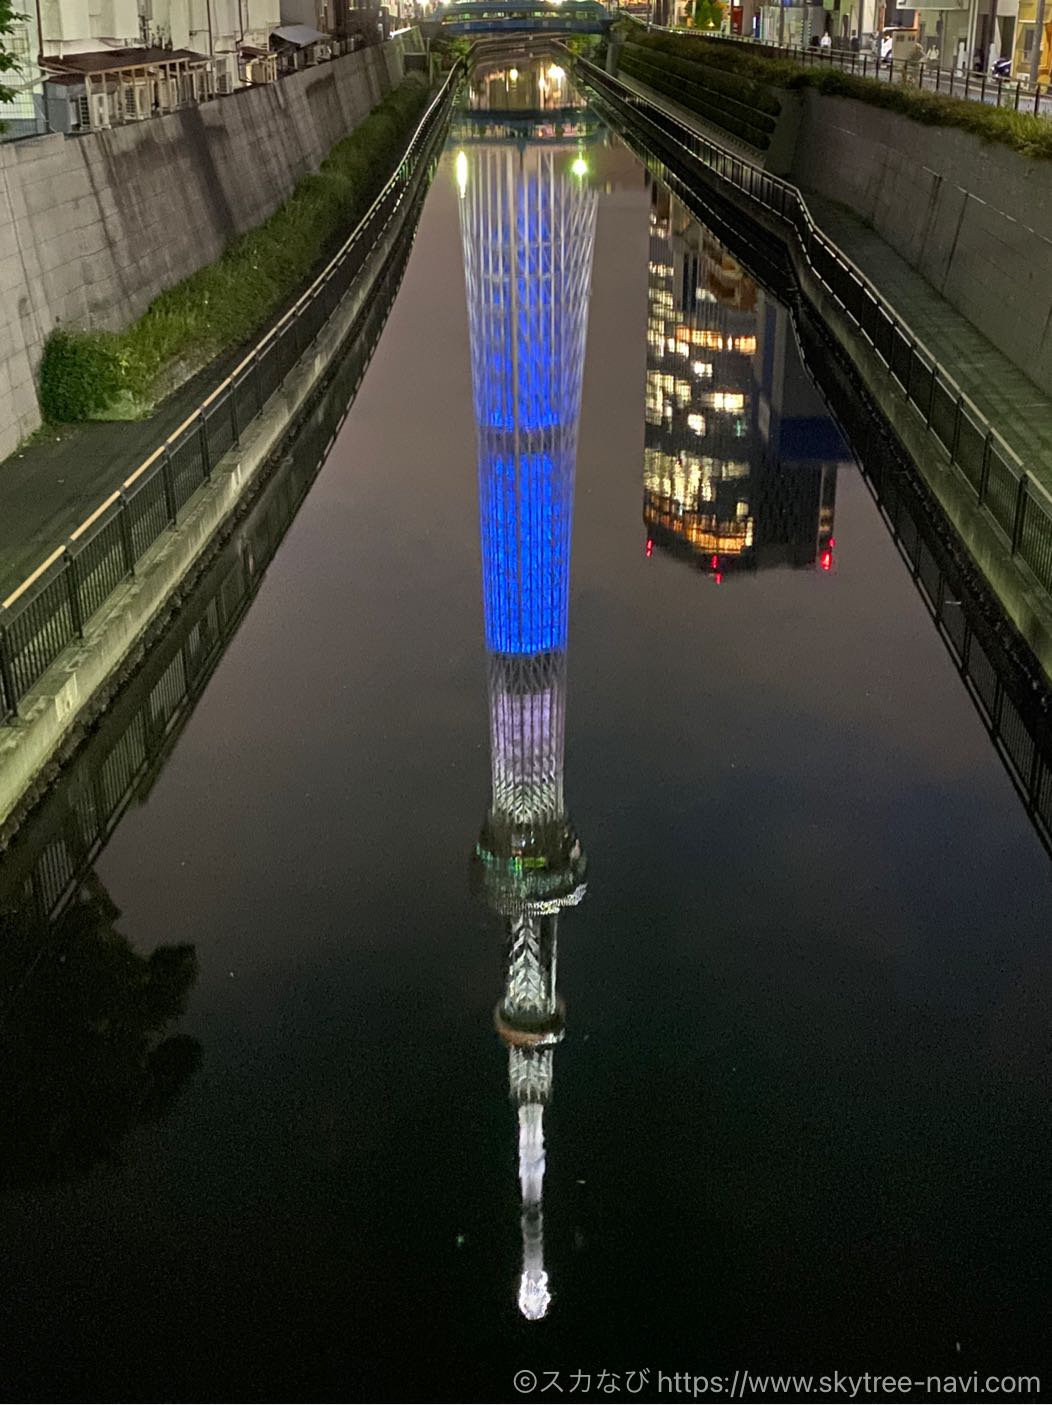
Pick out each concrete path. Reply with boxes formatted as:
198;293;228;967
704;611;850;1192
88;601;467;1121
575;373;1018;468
617;71;1052;496
0;345;253;601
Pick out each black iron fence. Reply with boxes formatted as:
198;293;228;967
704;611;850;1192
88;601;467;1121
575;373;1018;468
578;52;1052;851
637;21;1052;117
0;225;413;923
794;293;1052;856
577;56;1052;616
0;64;459;725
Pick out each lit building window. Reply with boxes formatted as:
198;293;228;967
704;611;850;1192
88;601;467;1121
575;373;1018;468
706;392;745;412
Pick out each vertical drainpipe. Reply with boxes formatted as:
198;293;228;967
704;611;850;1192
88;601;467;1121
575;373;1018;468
34;0;52;132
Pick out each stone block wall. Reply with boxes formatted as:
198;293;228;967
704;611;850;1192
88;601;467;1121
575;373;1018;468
790;91;1052;396
0;36;412;459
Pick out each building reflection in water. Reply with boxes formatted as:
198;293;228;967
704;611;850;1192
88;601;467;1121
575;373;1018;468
455;57;597;1322
644;186;845;581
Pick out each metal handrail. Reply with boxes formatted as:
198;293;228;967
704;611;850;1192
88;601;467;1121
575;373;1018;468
0;64;462;722
624;20;1052;117
575;52;1052;605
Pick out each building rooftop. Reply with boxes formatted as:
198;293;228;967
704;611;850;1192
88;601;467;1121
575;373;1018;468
42;47;210;80
270;25;328;47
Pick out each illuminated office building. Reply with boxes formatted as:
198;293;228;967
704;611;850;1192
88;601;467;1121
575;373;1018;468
457;132;596;1321
643;187;840;579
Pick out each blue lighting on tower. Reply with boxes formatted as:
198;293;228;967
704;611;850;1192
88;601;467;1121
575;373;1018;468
460;146;595;660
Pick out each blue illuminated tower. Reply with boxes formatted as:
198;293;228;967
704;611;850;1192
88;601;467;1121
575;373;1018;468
457;139;596;1321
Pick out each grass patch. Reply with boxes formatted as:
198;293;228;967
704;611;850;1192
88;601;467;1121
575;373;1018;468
40;72;433;423
615;25;1052;160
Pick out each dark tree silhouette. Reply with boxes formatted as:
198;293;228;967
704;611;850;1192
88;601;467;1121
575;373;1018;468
0;874;201;1188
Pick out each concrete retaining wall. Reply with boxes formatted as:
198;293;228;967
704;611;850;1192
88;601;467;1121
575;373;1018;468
0;36;413;459
0;124;428;836
790;91;1052;396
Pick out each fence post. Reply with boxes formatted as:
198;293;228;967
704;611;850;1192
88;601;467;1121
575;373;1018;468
161;449;177;525
230;380;241;448
0;611;17;720
950;395;963;464
118;492;135;575
1010;475;1028;554
64;549;84;640
978;431;992;504
199;414;212;482
926;368;937;427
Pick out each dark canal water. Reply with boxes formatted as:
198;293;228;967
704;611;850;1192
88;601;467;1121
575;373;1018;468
0;59;1049;1403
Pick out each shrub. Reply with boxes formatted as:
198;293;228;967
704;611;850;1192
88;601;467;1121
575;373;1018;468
38;331;137;422
41;72;433;422
615;24;1052;160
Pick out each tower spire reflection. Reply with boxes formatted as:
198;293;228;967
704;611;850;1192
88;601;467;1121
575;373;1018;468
456;91;597;1322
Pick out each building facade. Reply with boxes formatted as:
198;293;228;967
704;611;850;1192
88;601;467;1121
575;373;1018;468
644;186;841;582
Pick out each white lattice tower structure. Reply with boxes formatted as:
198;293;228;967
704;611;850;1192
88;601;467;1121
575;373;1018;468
458;138;596;1322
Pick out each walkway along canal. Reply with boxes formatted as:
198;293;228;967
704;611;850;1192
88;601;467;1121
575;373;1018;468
0;51;1048;1401
0;66;461;838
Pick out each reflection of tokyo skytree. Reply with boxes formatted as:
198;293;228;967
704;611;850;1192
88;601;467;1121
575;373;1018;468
457;140;597;1321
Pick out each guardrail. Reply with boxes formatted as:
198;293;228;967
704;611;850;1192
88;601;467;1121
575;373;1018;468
1;229;410;917
575;55;1052;620
0;64;460;725
628;20;1052;116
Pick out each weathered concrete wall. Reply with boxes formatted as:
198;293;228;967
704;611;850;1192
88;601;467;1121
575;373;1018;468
0;36;413;459
0;123;427;835
790;91;1052;396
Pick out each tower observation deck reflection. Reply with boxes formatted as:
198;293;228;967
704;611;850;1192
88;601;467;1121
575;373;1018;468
456;84;597;1322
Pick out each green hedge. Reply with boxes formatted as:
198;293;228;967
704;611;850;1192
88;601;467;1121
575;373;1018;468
40;72;433;423
617;25;1052;160
620;42;777;147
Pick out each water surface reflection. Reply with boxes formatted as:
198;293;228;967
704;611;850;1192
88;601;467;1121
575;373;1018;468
645;184;843;580
457;67;597;1322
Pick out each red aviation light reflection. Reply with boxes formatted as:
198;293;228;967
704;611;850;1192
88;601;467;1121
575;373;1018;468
820;549;833;572
645;538;653;558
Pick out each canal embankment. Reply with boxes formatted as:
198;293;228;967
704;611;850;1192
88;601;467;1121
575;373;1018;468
580;53;1052;690
0;72;458;842
613;28;1052;397
0;32;423;460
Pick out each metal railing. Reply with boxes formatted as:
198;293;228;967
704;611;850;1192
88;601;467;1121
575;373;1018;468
0;64;460;724
0;227;410;917
790;269;1052;855
632;21;1052;117
576;55;1052;621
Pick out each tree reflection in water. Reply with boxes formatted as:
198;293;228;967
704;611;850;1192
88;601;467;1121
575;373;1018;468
0;876;199;1189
